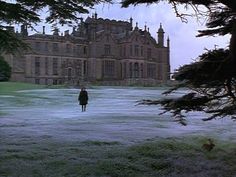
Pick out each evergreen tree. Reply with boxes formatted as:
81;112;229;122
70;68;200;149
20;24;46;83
122;0;236;123
0;56;11;81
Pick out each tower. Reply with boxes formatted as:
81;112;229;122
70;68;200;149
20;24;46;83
157;23;164;47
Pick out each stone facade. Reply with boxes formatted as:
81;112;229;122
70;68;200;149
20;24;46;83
5;14;170;86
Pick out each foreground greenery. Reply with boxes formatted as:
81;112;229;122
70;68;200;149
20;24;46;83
0;56;11;81
0;136;236;177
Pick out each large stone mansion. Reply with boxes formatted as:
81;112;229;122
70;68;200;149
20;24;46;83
5;14;170;86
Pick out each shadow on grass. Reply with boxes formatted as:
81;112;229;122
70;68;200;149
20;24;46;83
1;137;236;177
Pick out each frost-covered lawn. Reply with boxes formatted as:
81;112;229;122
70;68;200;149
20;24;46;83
1;84;236;176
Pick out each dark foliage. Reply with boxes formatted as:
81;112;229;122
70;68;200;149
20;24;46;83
122;0;236;122
0;0;111;54
141;48;236;122
0;56;11;81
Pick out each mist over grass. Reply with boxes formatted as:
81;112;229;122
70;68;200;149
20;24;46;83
1;84;236;176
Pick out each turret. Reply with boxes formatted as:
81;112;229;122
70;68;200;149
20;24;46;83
167;36;170;48
130;17;133;30
135;22;138;30
157;23;164;47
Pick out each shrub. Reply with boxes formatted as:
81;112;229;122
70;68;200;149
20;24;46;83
0;56;11;81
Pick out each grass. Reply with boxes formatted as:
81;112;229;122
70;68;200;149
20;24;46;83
0;81;69;95
0;82;69;108
0;82;45;94
1;137;236;177
0;83;235;176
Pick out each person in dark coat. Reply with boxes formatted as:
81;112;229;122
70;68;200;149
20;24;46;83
78;87;88;112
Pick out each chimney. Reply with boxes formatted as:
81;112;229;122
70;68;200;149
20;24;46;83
43;26;45;34
64;30;69;36
53;28;59;35
21;23;28;36
95;12;97;19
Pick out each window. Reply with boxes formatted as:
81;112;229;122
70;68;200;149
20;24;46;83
44;42;48;51
129;63;133;78
120;63;122;78
147;63;156;78
52;43;59;52
106;34;109;42
103;60;115;77
130;45;133;56
35;57;40;75
76;61;82;76
83;46;87;55
104;44;111;55
158;65;163;80
140;63;144;78
147;48;152;59
68;67;72;80
45;57;48;75
159;51;163;62
141;46;143;56
35;79;40;84
53;79;58;85
124;62;127;78
83;60;87;75
135;45;139;56
123;46;126;57
35;42;41;51
66;44;71;53
53;58;58;75
76;45;80;55
134;62;139;78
